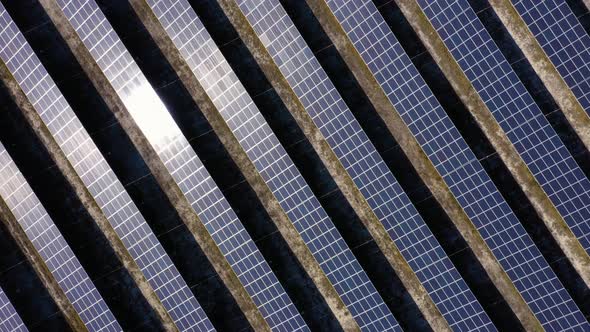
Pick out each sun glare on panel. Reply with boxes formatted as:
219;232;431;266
122;82;180;145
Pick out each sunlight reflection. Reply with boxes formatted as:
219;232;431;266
122;82;180;145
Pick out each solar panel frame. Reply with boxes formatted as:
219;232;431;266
0;4;215;331
233;0;505;331
143;0;405;330
512;0;590;114
0;142;122;332
53;0;308;330
416;0;590;330
0;288;27;332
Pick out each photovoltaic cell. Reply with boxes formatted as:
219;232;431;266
235;0;498;330
0;142;121;332
144;0;400;330
0;288;26;332
416;0;589;330
0;4;214;331
512;0;590;114
325;0;590;330
54;0;308;330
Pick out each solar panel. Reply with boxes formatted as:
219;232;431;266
0;5;215;331
512;0;590;114
0;142;121;332
143;0;405;330
0;287;26;332
233;0;505;329
324;0;590;328
417;0;589;330
53;0;308;330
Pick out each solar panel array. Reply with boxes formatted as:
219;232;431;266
0;142;121;332
54;0;309;330
512;0;590;114
419;0;590;253
232;0;504;330
0;4;215;331
2;0;590;330
0;288;26;332
417;0;589;330
322;0;590;330
144;0;403;330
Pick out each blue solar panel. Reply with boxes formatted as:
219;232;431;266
0;288;26;332
234;0;505;330
513;0;590;114
419;0;590;252
0;4;215;331
417;0;589;330
54;0;308;330
144;0;404;330
324;0;590;330
0;142;122;332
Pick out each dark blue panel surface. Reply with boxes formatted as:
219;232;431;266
324;0;590;330
235;0;499;331
417;0;589;330
513;0;590;114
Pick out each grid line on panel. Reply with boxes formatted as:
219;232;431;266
416;0;589;330
0;145;122;332
0;5;215;331
56;0;308;330
236;0;498;331
0;288;26;332
324;0;590;331
144;1;396;327
512;0;590;114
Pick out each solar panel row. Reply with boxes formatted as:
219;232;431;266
54;0;309;330
512;0;590;115
232;0;506;330
0;3;214;331
319;0;590;330
416;0;589;330
1;0;590;330
143;0;406;330
0;142;121;332
0;288;26;332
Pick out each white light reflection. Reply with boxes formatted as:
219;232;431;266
122;82;180;145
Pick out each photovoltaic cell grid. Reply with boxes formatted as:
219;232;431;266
417;0;589;330
0;288;26;332
420;0;590;253
512;0;590;114
0;4;214;331
235;0;498;329
0;143;121;332
324;0;590;330
145;0;400;330
55;0;308;330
